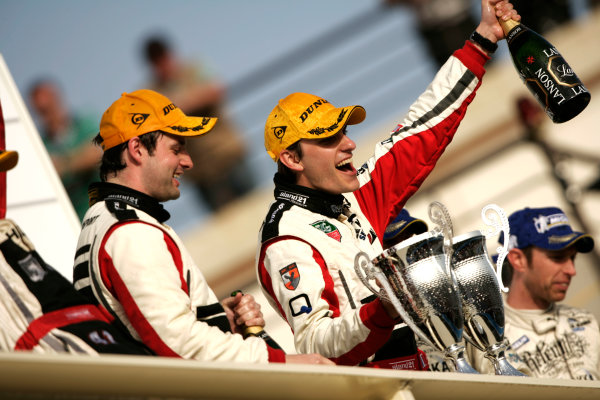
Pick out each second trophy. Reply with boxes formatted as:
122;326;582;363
449;205;525;376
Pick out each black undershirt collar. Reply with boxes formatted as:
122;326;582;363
88;182;171;223
273;173;348;218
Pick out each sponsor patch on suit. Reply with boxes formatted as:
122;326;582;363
279;263;300;290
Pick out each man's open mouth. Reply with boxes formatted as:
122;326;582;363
336;158;354;172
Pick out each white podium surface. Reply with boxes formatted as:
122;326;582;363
0;352;598;400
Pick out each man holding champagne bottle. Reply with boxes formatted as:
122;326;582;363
255;1;521;369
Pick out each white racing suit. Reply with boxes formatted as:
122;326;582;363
73;182;285;363
0;219;147;355
256;41;489;367
467;302;600;380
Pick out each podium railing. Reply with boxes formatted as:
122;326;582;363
1;352;599;400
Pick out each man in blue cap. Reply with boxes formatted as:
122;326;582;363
470;206;599;380
382;208;428;250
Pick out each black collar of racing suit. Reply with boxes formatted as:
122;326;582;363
273;173;349;218
87;182;171;223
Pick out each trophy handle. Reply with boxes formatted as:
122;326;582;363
428;201;459;288
481;204;510;293
354;251;385;298
461;329;485;353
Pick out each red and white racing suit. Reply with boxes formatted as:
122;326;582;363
74;182;285;363
256;41;489;366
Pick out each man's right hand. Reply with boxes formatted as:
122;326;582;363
285;354;335;365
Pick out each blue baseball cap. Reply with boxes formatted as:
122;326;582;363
499;207;594;253
384;209;428;242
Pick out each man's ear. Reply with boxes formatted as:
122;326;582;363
279;148;303;172
125;136;144;165
507;248;528;273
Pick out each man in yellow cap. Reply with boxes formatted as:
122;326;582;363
256;1;520;368
73;89;332;365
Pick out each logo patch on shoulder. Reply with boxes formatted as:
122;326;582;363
311;220;341;242
280;263;300;290
18;254;47;282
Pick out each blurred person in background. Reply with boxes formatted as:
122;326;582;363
383;0;478;68
383;0;575;69
29;79;102;220
72;89;332;366
143;35;254;211
467;206;600;380
510;0;573;34
256;0;520;369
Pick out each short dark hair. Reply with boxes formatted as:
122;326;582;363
144;36;170;64
276;140;303;183
94;131;163;181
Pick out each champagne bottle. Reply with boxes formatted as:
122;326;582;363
500;18;590;123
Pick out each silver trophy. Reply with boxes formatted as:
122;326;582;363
355;203;478;373
449;204;525;376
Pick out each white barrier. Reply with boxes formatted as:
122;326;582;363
0;352;599;400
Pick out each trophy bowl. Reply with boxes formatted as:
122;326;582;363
360;231;478;374
450;230;525;376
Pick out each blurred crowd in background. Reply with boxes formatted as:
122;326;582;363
14;0;600;224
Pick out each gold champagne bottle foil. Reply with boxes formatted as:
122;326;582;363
243;325;264;337
499;18;519;35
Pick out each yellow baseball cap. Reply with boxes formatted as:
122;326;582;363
264;92;365;162
99;89;218;151
0;150;18;172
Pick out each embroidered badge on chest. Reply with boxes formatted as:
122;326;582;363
510;334;530;351
279;263;300;290
310;220;341;242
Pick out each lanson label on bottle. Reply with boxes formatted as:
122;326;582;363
503;20;590;123
524;48;588;115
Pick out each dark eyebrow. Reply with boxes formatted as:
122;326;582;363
173;137;186;146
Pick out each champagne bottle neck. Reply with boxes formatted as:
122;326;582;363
499;18;520;36
243;325;264;338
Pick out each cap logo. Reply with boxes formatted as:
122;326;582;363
508;234;519;250
273;126;287;140
533;213;568;233
169;117;213;133
548;233;577;244
163;103;176;115
130;113;150;129
299;99;328;123
386;220;407;233
307;109;347;136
